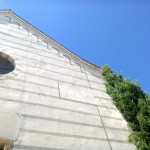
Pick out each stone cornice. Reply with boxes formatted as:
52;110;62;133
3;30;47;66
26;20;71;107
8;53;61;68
0;9;100;71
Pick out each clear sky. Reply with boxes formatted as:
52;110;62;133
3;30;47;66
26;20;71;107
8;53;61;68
0;0;150;94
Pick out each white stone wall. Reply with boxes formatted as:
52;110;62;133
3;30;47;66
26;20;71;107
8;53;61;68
0;12;135;150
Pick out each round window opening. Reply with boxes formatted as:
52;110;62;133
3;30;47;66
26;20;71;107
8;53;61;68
0;52;15;74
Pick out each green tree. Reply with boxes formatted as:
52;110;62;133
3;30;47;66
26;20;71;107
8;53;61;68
101;65;150;150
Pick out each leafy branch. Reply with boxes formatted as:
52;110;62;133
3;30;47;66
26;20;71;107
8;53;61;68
101;65;150;150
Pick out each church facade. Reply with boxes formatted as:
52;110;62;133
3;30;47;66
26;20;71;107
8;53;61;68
0;10;135;150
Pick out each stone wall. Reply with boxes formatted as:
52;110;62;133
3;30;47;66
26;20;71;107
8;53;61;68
0;11;135;150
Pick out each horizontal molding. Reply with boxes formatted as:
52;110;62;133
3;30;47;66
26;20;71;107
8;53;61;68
0;28;59;56
0;97;122;121
20;129;108;141
0;13;101;72
17;59;104;88
7;77;58;90
0;32;74;65
0;31;103;78
0;39;70;66
13;145;66;150
0;84;59;98
18;62;88;83
14;52;85;77
23;115;129;132
0;61;103;91
0;97;99;117
0;24;55;51
18;129;130;143
0;34;104;84
0;85;117;110
19;70;90;90
0;61;99;93
22;114;101;129
0;19;25;30
0;43;82;73
0;98;128;131
0;22;102;78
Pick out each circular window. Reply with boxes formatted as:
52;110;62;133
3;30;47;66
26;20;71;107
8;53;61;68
0;52;15;74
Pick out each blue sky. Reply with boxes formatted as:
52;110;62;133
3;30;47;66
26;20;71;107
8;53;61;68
0;0;150;94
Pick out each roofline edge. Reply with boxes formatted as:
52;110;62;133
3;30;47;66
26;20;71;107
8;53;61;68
0;9;101;71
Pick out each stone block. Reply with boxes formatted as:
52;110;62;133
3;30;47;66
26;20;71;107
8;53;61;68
102;117;128;129
106;129;131;141
15;132;111;150
0;100;102;126
110;142;136;150
24;118;107;139
59;82;94;103
98;107;123;119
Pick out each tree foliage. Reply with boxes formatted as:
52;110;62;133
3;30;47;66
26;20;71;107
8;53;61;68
101;65;150;150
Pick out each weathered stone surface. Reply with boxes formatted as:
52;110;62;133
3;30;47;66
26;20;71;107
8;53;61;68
0;10;135;150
